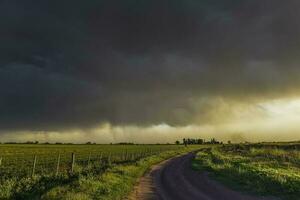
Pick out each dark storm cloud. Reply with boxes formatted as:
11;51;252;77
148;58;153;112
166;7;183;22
1;0;300;130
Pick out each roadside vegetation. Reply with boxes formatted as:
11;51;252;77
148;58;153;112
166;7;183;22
0;144;200;199
192;143;300;200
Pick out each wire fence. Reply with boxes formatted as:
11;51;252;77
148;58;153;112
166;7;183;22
0;145;180;178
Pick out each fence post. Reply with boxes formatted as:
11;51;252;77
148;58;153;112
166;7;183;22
71;153;75;173
108;153;111;165
88;152;91;166
0;157;2;166
122;151;125;161
125;150;128;161
56;153;60;176
99;152;103;165
31;155;37;177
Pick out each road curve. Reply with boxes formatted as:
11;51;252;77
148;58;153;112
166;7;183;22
129;152;276;200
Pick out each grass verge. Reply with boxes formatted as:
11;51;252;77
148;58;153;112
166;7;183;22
192;145;300;200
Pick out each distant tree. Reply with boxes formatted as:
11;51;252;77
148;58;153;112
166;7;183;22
197;139;204;144
183;138;187;147
86;142;92;145
210;138;216;144
209;138;220;144
25;141;36;144
228;140;231;144
116;142;134;145
182;138;208;145
175;140;180;145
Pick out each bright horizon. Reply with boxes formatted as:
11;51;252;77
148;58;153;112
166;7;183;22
2;96;300;144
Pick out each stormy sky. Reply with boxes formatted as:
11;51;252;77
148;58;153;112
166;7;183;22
1;0;300;142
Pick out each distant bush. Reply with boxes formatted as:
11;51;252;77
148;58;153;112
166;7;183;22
115;142;135;145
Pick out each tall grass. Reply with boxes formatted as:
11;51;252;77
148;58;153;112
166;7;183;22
193;144;300;200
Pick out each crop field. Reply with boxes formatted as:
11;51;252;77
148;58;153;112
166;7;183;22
0;144;181;178
193;143;300;200
0;144;187;199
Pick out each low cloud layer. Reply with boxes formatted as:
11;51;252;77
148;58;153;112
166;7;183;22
1;97;300;143
1;1;300;141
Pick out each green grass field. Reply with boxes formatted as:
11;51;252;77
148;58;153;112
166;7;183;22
2;143;298;199
0;144;199;199
0;144;180;177
192;143;300;200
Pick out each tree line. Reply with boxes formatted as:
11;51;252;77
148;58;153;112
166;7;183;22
175;138;222;145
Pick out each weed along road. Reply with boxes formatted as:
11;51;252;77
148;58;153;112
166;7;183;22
129;152;276;200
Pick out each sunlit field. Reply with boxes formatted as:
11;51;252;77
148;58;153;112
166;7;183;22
0;144;179;177
193;143;300;200
0;144;199;199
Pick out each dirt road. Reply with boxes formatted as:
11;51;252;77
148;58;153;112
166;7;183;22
129;152;276;200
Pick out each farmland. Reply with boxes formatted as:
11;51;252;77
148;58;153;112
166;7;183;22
1;142;299;199
192;143;300;200
0;144;198;199
0;144;179;177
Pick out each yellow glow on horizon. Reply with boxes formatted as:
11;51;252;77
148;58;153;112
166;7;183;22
260;98;300;119
1;97;300;143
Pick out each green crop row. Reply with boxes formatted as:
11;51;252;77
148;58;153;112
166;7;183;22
0;144;198;199
0;144;181;178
